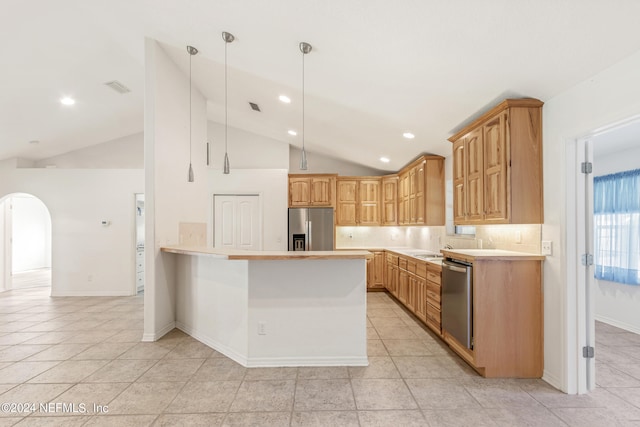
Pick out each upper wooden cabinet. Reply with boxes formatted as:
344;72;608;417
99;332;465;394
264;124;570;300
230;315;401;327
336;177;382;226
288;174;337;208
448;99;543;225
381;175;398;225
398;156;445;226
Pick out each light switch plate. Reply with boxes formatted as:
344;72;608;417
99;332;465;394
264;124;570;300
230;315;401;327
541;241;553;256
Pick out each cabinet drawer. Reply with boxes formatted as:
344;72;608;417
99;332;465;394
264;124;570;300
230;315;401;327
426;269;441;285
426;317;441;335
416;262;427;278
399;258;407;270
407;260;417;274
426;302;441;325
386;254;398;265
426;281;441;305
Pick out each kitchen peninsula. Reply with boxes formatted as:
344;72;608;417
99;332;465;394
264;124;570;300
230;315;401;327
161;246;371;367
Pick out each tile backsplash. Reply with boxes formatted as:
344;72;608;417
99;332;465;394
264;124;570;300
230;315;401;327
336;224;541;254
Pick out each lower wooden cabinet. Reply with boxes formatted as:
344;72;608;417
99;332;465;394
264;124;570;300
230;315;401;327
366;251;385;290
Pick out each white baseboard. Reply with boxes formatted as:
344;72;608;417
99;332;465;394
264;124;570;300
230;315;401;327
50;290;132;297
595;315;640;335
542;369;565;393
141;321;176;342
176;321;248;366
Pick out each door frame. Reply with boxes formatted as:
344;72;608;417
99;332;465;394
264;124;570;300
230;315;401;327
565;113;640;394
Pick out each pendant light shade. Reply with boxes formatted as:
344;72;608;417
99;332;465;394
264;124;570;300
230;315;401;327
299;42;312;170
186;45;198;182
222;31;235;174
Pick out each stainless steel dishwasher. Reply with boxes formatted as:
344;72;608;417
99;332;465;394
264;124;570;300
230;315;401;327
441;258;473;349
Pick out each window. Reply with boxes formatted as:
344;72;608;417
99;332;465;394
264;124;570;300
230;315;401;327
593;168;640;285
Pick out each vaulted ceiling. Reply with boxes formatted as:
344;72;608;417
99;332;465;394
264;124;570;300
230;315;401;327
3;0;640;170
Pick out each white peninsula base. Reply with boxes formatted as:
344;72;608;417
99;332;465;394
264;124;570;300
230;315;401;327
163;247;369;367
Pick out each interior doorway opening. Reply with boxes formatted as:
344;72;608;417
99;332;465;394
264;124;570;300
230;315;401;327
0;193;52;293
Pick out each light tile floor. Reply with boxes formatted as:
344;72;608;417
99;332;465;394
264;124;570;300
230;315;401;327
0;285;639;426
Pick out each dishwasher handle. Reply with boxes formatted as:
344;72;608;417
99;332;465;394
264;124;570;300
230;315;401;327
442;259;470;273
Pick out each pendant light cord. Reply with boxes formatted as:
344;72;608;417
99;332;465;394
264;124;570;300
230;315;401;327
302;49;305;153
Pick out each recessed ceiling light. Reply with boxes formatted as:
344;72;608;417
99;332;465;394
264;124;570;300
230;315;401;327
403;132;415;139
380;157;390;163
288;130;297;136
60;97;75;106
279;95;291;104
29;140;40;144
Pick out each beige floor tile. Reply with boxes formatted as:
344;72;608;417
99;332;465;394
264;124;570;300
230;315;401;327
366;308;399;318
37;382;129;416
550;407;626;427
0;383;16;394
106;382;184;414
117;343;172;360
28;360;109;383
0;361;61;383
0;332;45;345
373;325;419;340
367;339;389;356
294;379;355;411
0;384;73;417
383;339;433;356
165;380;240;413
222;412;290;427
349;356;400;379
243;367;298;381
25;343;93;361
137;358;204;382
351;379;418;410
229;380;295;412
394;355;476;379
358;410;427;427
13;416;92;426
82;359;158;383
63;331;119;344
291;411;359;427
71;342;137;360
104;330;143;343
154;413;226;427
367;327;380;340
0;418;23;426
0;321;41;333
0;345;50;362
192;357;247;381
164;341;215;359
596;362;640;387
21;332;75;345
406;378;481;409
422;408;498;427
486;407;568;427
464;382;542;408
83;414;157;426
607;387;640;408
369;316;406;328
297;366;349;380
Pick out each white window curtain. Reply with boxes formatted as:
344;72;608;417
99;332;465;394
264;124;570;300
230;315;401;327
593;168;640;286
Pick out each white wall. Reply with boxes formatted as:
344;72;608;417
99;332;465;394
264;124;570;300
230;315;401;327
208;122;289;170
289;145;387;176
0;200;8;291
592;145;640;333
209;169;288;251
11;195;51;273
35;132;144;169
543;48;640;393
144;38;209;341
0;161;143;296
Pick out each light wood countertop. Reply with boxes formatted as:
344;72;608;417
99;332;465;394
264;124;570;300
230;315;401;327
161;245;372;260
441;249;545;263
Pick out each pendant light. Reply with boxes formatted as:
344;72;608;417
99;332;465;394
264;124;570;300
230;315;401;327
186;45;198;182
299;42;312;170
222;31;235;174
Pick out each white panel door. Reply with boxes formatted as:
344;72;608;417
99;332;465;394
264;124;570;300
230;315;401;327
214;195;261;250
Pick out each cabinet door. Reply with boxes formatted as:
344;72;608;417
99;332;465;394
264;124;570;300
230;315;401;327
381;176;398;225
310;177;334;206
289;177;311;207
366;257;373;289
406;274;417;313
390;265;399;297
415;162;425;224
359;179;381;226
398;270;408;304
452;139;467;223
373;251;385;288
483;113;508;221
466;128;484;222
336;180;358;225
414;277;427;322
408;167;417;224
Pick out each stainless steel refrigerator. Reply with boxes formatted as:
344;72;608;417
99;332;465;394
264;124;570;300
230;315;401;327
288;208;334;251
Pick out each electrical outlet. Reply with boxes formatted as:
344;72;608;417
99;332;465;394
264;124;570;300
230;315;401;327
258;321;267;335
541;241;553;256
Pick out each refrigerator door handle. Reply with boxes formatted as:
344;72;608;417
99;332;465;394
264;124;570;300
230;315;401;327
307;220;312;250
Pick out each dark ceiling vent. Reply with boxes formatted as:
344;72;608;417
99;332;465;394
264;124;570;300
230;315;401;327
249;102;261;112
104;80;131;94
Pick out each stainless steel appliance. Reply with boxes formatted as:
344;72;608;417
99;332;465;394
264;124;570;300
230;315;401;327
441;258;473;349
288;208;334;251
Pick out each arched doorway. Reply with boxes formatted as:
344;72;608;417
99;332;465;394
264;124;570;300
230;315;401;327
0;193;52;292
